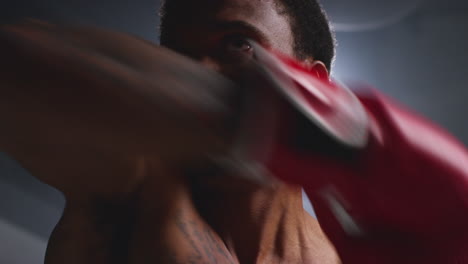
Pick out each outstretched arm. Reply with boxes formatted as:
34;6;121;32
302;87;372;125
0;21;237;199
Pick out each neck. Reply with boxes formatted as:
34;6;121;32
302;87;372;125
189;173;308;263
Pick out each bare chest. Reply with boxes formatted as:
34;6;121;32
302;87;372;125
128;192;238;264
44;181;338;264
45;189;237;264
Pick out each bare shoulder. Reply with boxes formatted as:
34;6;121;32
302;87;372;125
45;197;139;264
44;160;185;264
44;163;232;264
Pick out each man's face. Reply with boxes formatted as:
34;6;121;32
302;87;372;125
163;0;295;75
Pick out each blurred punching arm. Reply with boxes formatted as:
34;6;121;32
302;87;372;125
0;21;238;197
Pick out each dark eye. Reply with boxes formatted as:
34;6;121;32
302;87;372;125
224;35;253;54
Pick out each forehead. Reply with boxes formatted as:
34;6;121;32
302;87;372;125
185;0;279;15
176;0;294;55
213;0;280;16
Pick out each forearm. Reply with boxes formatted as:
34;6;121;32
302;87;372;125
0;21;238;196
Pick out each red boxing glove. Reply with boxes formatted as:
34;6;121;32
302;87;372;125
246;43;468;263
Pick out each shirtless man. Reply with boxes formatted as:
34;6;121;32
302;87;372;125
3;0;468;263
0;0;341;263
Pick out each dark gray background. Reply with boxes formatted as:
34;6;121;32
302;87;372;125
1;0;467;263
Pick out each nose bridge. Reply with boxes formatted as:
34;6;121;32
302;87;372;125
199;56;222;72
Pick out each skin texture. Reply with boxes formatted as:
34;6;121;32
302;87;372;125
159;0;339;263
0;0;339;263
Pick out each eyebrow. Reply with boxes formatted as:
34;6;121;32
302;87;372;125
207;20;271;46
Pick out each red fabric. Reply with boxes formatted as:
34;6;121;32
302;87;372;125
265;91;468;263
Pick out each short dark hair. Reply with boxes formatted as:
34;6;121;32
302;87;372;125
159;0;335;71
275;0;335;71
